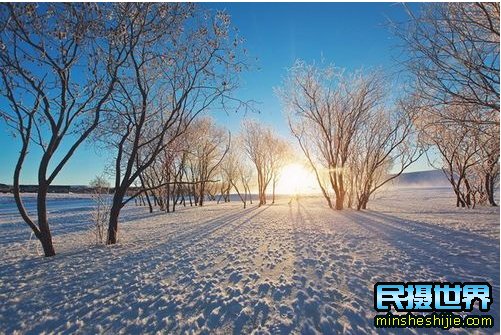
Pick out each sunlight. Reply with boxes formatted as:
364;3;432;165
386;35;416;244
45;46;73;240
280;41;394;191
275;163;319;195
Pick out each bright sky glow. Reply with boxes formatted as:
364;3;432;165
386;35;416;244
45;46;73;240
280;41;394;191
275;163;319;195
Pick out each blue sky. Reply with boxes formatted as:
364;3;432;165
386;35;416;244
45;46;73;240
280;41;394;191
0;2;429;185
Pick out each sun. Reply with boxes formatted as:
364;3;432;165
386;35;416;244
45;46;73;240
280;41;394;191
275;163;319;195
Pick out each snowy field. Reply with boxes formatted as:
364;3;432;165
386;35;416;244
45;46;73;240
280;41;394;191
0;187;499;334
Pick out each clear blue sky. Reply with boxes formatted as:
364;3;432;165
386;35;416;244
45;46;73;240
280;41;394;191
0;2;429;185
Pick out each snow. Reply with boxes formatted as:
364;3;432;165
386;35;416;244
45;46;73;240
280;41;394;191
0;187;499;334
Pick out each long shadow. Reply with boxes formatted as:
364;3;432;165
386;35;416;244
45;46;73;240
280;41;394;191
344;210;499;279
81;205;271;332
367;210;498;250
339;210;500;333
1;200;183;245
301;202;378;333
287;201;352;334
0;206;149;246
0;204;271;334
285;203;499;334
135;205;265;253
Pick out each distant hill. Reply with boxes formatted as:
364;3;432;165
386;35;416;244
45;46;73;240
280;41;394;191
392;170;450;188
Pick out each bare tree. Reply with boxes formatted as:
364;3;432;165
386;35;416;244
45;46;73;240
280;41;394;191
241;120;281;206
397;3;499;125
477;123;499;206
89;175;110;244
186;117;230;206
349;98;422;210
397;3;500;208
221;137;254;208
97;4;246;244
288;118;334;208
396;3;500;208
0;4;127;256
280;62;387;210
416;102;497;208
269;137;291;204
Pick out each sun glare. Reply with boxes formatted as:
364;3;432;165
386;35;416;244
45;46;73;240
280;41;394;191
275;163;319;195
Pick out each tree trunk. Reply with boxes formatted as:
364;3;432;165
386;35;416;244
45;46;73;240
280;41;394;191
455;192;465;207
166;184;170;213
464;178;472;208
193;184;198;206
12;138;56;256
356;197;362;211
272;179;276;204
39;228;55;257
335;173;345;210
198;184;205;206
138;174;153;213
335;191;344;210
325;196;333;209
245;185;253;204
486;173;498;206
107;191;124;245
145;191;153;213
172;187;178;212
36;184;56;257
259;185;266;206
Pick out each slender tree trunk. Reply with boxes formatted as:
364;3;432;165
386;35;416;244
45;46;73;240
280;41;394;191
335;173;345;210
272;179;276;204
107;190;125;245
138;174;153;213
245;184;253;204
144;191;153;213
156;193;164;211
172;185;178;213
36;184;56;257
12;135;54;256
107;207;119;245
193;184;198;206
166;184;170;213
198;184;205;206
243;189;247;209
334;190;344;210
486;173;498;206
464;178;472;208
325;196;333;209
361;196;368;210
258;172;267;206
455;191;465;207
37;148;56;257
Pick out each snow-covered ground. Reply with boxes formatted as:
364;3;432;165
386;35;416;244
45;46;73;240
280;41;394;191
0;187;499;334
